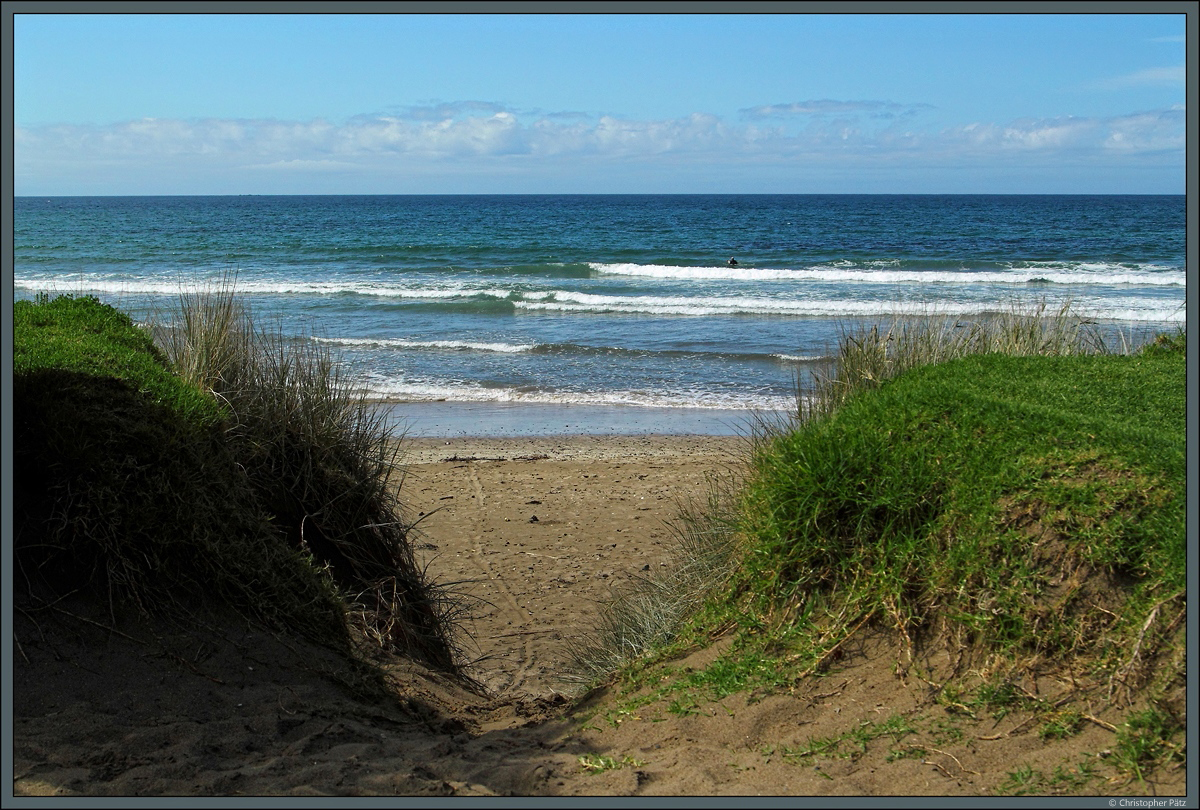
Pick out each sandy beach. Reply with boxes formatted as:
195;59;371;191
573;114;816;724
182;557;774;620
12;433;1182;797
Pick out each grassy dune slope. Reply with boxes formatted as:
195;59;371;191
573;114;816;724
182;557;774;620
736;349;1185;682
13;294;462;675
571;319;1186;788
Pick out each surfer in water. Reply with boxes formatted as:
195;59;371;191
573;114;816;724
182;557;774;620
728;257;738;266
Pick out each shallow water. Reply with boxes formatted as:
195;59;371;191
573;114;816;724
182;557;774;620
379;401;776;438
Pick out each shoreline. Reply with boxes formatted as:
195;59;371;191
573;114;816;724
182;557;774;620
395;432;755;465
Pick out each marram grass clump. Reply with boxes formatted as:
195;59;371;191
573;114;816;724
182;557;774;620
157;277;466;669
14;291;465;675
798;299;1133;422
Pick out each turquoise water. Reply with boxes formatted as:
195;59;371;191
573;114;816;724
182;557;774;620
14;194;1186;436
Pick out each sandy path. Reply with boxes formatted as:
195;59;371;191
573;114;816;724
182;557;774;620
397;435;750;699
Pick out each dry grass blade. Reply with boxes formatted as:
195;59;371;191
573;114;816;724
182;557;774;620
563;469;744;685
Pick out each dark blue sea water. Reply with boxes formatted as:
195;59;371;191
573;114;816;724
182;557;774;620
13;195;1186;436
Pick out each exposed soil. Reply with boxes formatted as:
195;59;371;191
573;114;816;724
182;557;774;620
10;436;1187;797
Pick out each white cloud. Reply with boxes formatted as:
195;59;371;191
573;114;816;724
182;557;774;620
940;107;1185;159
14;100;1185;192
1002;118;1099;150
1103;107;1188;152
584;113;733;157
338;111;528;157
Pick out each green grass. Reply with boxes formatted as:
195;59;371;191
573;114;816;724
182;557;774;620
734;348;1184;676
1111;704;1187;784
14;290;465;676
993;700;1185;794
14;293;224;426
781;714;918;762
569;304;1186;782
14;294;345;640
994;759;1102;796
577;753;646;774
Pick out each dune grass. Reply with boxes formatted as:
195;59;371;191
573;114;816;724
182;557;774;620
737;348;1184;679
567;303;1186;781
560;472;744;685
14;288;465;675
156;275;468;668
14;292;225;426
797;300;1133;422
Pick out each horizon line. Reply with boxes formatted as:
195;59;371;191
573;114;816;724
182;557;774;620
15;191;1186;198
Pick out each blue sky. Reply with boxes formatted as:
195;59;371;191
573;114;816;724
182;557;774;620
12;10;1189;195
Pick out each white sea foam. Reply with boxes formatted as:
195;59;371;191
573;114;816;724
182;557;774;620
313;336;537;353
589;262;1185;286
518;294;1015;318
773;354;826;362
16;258;1185;305
14;277;188;297
360;377;795;411
521;294;1186;322
16;275;1183;323
592;263;821;282
12;276;514;300
228;280;517;300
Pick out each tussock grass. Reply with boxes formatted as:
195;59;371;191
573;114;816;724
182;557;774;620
800;300;1123;422
15;286;466;675
156;275;466;670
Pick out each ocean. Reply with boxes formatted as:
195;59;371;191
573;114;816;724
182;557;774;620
13;194;1187;437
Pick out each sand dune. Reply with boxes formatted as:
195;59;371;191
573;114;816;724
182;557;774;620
12;435;1181;797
